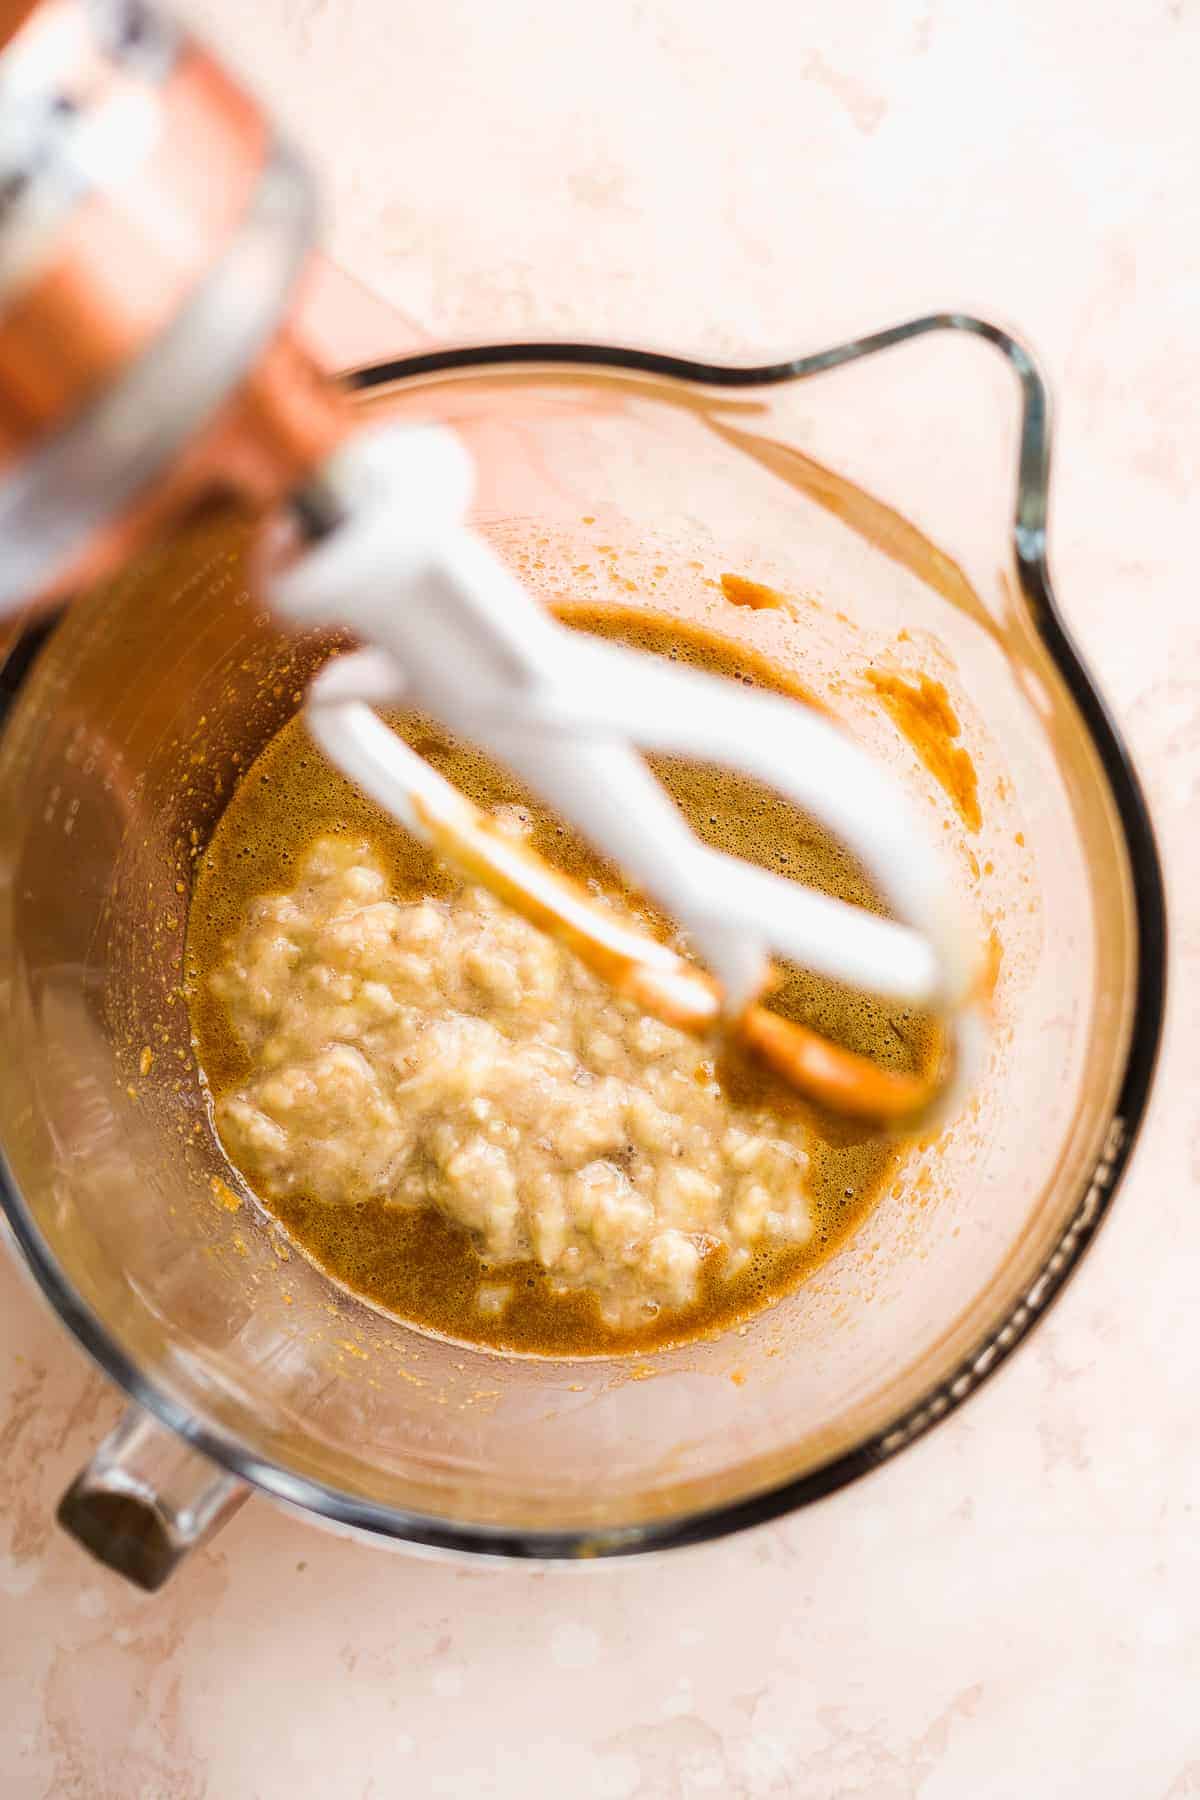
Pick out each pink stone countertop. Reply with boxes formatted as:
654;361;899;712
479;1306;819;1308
2;2;1198;1794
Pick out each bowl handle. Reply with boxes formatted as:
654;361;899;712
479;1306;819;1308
57;1407;247;1591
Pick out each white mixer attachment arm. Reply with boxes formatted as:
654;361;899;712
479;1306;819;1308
266;423;986;1130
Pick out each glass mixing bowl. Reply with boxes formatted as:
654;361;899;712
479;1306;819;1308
0;321;1165;1588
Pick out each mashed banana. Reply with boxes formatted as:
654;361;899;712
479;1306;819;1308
209;830;814;1329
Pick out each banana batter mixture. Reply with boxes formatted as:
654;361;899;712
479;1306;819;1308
189;609;932;1354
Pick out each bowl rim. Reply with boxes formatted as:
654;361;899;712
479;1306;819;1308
0;317;1168;1559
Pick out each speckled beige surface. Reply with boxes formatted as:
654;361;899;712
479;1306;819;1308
2;1;1197;1794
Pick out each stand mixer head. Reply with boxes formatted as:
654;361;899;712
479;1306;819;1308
0;0;983;1125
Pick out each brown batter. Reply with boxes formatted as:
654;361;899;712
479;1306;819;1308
188;609;935;1356
865;667;981;832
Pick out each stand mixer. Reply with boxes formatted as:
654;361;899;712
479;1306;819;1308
0;0;1164;1589
0;0;983;1128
